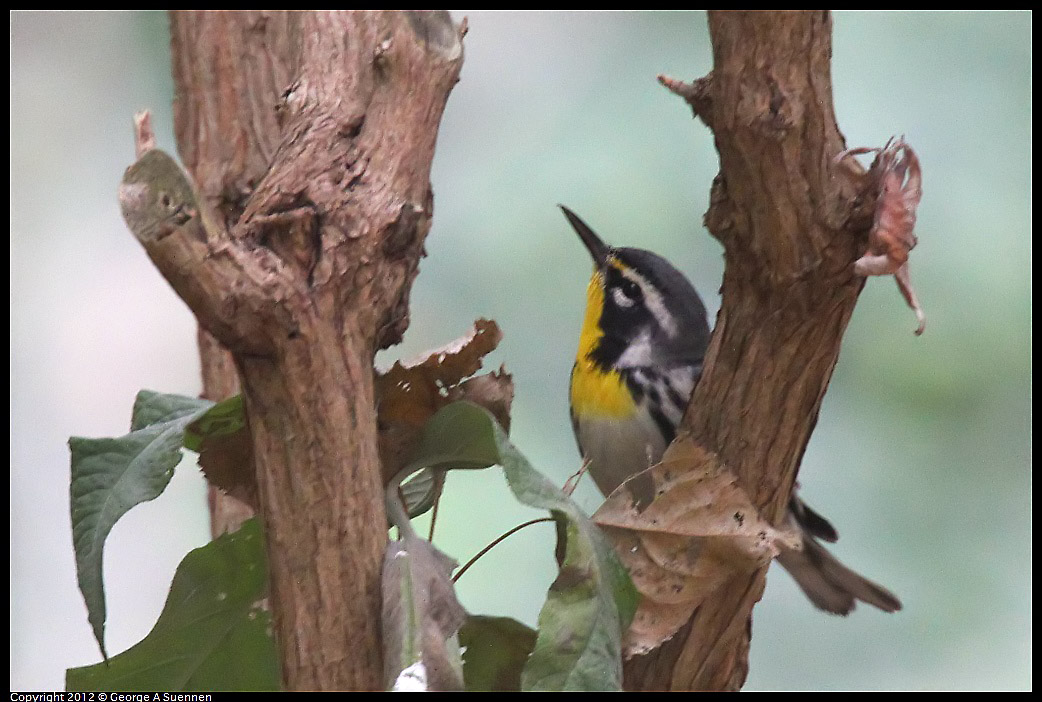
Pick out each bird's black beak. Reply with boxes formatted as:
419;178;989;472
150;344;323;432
559;205;609;267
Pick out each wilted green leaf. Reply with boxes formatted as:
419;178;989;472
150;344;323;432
459;615;537;692
498;443;639;692
69;390;213;658
130;389;212;432
403;402;638;692
381;401;506;691
183;394;245;451
382;532;467;692
389;399;503;522
399;468;441;519
66;519;277;692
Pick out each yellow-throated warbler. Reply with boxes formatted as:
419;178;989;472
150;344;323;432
562;206;901;615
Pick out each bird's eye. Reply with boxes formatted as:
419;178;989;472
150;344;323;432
620;279;643;301
610;278;643;309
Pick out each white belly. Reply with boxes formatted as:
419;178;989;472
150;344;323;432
574;407;667;498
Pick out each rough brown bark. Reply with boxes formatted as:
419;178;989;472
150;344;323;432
164;10;463;690
170;11;299;538
624;11;869;690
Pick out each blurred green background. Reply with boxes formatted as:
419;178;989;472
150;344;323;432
10;11;1030;691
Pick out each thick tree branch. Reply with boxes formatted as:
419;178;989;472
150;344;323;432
625;11;869;690
137;10;464;690
169;10;301;538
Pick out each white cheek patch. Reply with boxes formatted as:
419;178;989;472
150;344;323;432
616;329;653;367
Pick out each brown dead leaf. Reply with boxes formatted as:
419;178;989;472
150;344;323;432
593;436;798;656
377;319;513;484
626;597;701;659
195;418;257;509
184;396;258;511
190;320;512;508
837;136;926;335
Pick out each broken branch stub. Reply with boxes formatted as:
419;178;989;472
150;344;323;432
118;147;290;356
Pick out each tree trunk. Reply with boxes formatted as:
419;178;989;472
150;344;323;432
164;10;464;690
170;11;298;538
625;11;870;690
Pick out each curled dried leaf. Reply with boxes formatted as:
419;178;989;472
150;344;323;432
186;320;512;513
837;136;926;335
593;436;798;656
185;396;257;510
449;368;514;433
376;319;512;484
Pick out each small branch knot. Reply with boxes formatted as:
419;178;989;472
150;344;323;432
383;202;426;259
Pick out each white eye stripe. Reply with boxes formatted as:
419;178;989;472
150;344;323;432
617;268;677;338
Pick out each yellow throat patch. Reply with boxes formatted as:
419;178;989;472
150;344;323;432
570;266;636;418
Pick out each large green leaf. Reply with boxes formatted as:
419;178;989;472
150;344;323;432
182;393;245;452
381;402;502;692
403;402;638;692
130;389;212;432
495;427;639;691
69;390;213;658
66;519;278;691
459;615;538;692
